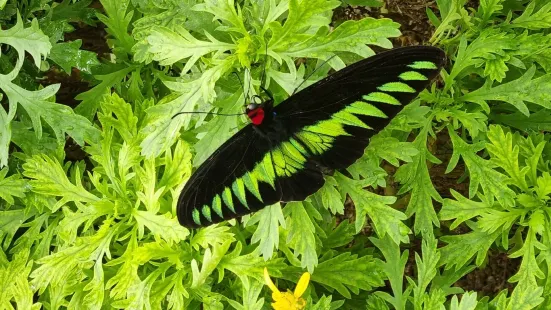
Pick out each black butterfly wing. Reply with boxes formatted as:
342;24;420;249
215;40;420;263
273;46;446;171
177;46;445;228
177;124;324;228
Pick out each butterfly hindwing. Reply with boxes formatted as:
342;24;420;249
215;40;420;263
177;126;324;228
177;46;446;228
177;127;278;228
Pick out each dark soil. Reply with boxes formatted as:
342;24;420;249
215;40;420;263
454;252;520;295
333;0;439;46
384;0;439;46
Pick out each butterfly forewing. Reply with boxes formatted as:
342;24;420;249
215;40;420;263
177;46;446;228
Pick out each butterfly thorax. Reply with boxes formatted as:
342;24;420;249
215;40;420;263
246;100;274;126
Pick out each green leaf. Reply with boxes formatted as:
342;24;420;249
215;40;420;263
365;136;419;167
98;0;135;53
269;0;340;51
226;277;264;310
366;294;390;310
31;220;119;293
447;127;516;208
58;201;113;243
192;90;243;167
461;66;551;116
321;220;355;249
507;281;544;310
133;210;190;244
0;250;37;310
410;236;441;310
477;208;524;235
51;0;98;26
249;203;285;259
10;120;59;156
111;262;171;309
0;107;9;168
0;168;27;204
285;202;319;273
158;140;193;193
486;125;529;191
491;108;551;132
395;126;441;238
1;75;100;149
312;252;384;299
439;222;501;270
0;15;51;68
105;235;140;300
193;0;248;35
0;210;33;250
449;292;478;310
191;240;232;288
479;0;503;21
190;225;235;250
515;32;551;72
218;242;286;282
446;31;516;89
145;26;234;72
82;261;104;309
0;61;100;166
508;227;546;287
278;18;400;62
75;65;135;119
336;173;410;244
140;59;234;158
23;155;100;211
440;190;492;230
511;2;551;30
49;40;100;74
312;176;344;215
370;234;409;310
308;294;343;310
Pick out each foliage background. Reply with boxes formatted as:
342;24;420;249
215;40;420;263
1;0;551;309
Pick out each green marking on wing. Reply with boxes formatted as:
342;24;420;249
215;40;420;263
192;208;201;226
212;195;223;218
348;101;388;118
232;178;248;209
272;141;307;177
222;187;236;214
295;131;333;155
363;92;401;105
333;109;370;129
378;82;416;93
243;173;263;202
289;138;308;156
408;61;437;70
304;119;349;137
251;153;276;189
202;205;212;222
282;141;307;163
399;71;428;81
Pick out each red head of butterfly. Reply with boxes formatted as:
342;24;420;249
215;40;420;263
246;93;274;126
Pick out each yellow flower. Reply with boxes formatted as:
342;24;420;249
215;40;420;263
263;267;311;310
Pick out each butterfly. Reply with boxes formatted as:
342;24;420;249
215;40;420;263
177;46;446;228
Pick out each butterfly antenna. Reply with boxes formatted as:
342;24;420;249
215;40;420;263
232;71;247;106
171;111;246;119
260;39;269;88
258;39;275;102
291;54;337;96
244;68;252;104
